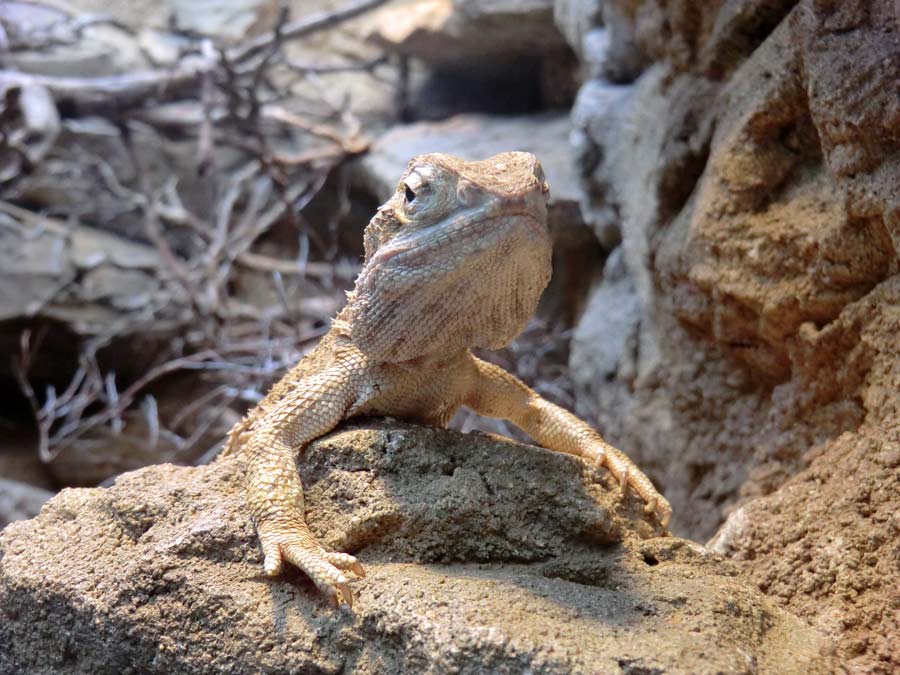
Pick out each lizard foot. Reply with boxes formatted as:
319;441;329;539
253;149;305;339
589;444;672;529
257;520;365;607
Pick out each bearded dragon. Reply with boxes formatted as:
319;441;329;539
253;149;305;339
225;152;671;607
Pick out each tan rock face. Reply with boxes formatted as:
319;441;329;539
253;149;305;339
656;14;896;381
571;1;900;672
709;279;900;674
0;423;837;674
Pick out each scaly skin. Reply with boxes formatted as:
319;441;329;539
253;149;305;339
224;152;671;606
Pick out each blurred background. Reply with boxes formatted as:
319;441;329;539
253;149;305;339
0;0;603;529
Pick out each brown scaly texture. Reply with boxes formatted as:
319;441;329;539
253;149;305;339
224;152;671;605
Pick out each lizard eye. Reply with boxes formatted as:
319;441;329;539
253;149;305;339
404;185;416;203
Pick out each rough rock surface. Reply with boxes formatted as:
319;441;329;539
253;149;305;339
707;278;900;674
571;63;766;542
569;0;900;672
0;423;836;674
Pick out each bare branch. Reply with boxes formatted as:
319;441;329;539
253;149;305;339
235;251;359;279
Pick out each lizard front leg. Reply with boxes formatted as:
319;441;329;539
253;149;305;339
463;356;672;527
241;368;366;606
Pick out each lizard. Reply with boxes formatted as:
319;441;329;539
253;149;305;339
224;151;671;607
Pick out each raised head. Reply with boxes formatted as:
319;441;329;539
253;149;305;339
344;151;553;362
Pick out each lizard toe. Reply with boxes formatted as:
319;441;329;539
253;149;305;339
324;551;366;578
257;521;361;607
261;537;284;576
280;541;354;606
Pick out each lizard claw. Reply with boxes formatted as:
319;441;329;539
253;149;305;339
590;443;671;530
324;551;367;579
257;521;365;607
618;467;629;494
643;495;672;528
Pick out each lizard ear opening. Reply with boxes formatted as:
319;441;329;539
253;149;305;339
456;180;479;207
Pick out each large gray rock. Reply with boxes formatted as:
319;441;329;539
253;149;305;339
20;0;279;39
569;78;636;246
553;0;646;82
170;0;280;42
570;247;640;390
2;1;151;76
0;423;836;674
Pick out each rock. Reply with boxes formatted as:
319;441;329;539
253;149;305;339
794;1;900;256
28;0;170;33
0;205;187;341
356;113;605;323
567;0;900;670
604;0;797;79
569;77;639;246
0;479;53;529
22;0;279;39
365;0;568;63
553;0;647;82
170;0;280;42
570;247;640;389
2;1;151;76
0;82;60;184
653;14;894;383
596;1;648;82
0;422;837;674
707;278;900;674
553;0;603;57
5;116;221;243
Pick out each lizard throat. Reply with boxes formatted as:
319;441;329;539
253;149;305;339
346;205;552;363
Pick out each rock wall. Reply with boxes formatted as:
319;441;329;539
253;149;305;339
566;1;900;672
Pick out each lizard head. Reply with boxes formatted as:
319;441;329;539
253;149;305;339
345;151;552;362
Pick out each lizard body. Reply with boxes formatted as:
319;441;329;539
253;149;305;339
225;152;671;606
